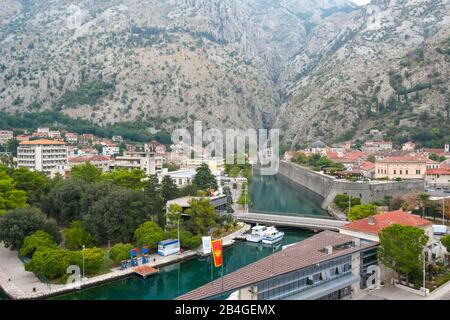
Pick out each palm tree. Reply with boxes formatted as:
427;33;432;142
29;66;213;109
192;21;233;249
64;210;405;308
417;193;430;218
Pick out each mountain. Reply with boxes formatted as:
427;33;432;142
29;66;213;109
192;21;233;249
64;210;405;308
0;0;449;146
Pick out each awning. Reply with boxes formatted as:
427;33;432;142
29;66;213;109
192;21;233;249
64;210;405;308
282;274;360;300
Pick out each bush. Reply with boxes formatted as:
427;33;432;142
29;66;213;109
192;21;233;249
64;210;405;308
109;243;133;262
134;221;164;249
65;221;95;250
76;247;104;274
25;247;76;280
348;204;377;221
333;194;361;211
19;230;56;258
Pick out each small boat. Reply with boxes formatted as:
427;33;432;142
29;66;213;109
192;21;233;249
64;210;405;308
245;225;268;243
262;228;285;245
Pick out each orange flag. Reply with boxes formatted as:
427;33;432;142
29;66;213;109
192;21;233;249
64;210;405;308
211;239;223;268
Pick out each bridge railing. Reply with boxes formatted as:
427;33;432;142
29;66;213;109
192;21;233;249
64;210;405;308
246;210;336;220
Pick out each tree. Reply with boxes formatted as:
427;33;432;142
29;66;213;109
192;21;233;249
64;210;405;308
333;194;361;211
185;198;216;235
193;163;218;192
134;221;165;249
71;162;102;183
0;207;60;250
109;243;133;263
378;224;429;283
166;204;182;230
161;175;179;204
417;193;430;218
102;169;146;190
82;187;149;243
441;234;450;251
348;204;377;221
11;167;49;204
237;182;251;211
75;247;104;275
143;175;164;225
64;220;95;250
41;178;88;223
367;155;376;163
224;186;234;213
0;169;28;215
19;230;56;258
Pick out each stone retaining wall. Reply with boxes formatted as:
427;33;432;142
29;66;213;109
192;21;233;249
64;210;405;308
277;161;424;209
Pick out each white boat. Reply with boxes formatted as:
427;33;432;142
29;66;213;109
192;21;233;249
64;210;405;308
245;225;268;243
262;228;285;245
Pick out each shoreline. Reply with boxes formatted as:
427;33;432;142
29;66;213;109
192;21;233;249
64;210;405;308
0;224;250;300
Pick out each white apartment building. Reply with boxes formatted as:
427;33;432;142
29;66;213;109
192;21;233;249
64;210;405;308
17;139;68;175
102;146;120;156
0;130;13;145
111;150;163;175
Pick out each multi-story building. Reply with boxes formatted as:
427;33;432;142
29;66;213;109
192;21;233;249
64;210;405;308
17;139;68;175
68;155;112;173
178;231;379;300
374;155;428;179
0;130;13;145
111;150;163;175
181;157;225;171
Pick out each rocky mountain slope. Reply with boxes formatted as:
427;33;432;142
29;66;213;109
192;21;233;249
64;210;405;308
0;0;449;146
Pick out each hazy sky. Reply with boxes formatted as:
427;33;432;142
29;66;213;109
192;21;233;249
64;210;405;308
352;0;371;5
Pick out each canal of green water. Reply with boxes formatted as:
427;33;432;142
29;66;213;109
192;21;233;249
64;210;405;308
0;174;325;300
249;174;329;217
51;229;311;300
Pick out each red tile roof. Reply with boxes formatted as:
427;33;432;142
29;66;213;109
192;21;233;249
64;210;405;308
68;155;111;163
426;168;450;175
176;231;377;300
341;210;431;236
20;139;65;145
359;161;375;171
377;155;427;163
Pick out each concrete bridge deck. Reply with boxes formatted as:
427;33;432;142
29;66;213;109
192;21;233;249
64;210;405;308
234;212;348;231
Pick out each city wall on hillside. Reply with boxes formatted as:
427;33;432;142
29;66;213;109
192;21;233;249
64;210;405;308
262;161;424;209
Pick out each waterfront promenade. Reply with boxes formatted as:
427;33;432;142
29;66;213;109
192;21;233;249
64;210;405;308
0;224;250;300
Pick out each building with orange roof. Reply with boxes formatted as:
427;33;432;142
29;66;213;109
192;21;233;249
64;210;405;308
340;209;433;242
17;139;67;175
68;155;112;173
374;154;429;180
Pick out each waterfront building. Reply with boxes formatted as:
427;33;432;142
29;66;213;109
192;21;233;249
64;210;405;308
166;195;227;214
17;139;68;176
177;231;379;300
304;140;328;156
374;155;428;179
0;130;13;145
16;134;30;142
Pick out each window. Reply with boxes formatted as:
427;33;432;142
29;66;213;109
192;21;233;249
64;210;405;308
416;170;421;174
406;170;408;175
399;170;402;175
393;170;396;174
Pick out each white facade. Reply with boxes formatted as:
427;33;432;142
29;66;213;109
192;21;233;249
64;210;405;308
102;146;120;156
17;140;68;175
0;130;13;145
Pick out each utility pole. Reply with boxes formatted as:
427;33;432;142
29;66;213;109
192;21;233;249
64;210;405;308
82;245;85;280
